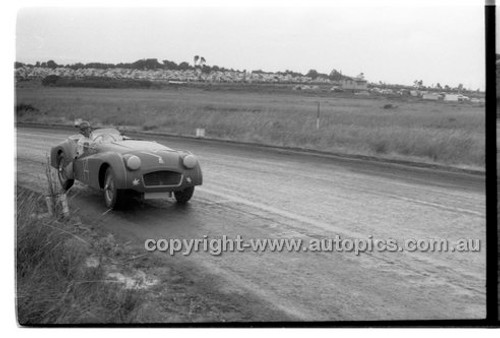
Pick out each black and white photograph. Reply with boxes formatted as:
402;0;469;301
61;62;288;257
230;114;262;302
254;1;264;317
10;0;492;327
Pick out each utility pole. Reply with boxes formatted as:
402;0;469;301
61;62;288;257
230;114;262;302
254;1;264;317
316;102;320;130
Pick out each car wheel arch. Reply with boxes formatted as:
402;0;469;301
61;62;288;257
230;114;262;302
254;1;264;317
56;149;64;164
99;163;111;189
95;153;128;190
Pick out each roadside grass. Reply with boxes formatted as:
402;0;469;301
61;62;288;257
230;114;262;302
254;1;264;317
16;182;289;323
15;159;256;324
15;85;485;167
16;160;154;324
16;186;152;324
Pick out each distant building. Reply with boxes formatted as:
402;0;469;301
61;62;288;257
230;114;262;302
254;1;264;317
444;94;459;102
422;93;441;101
341;77;368;91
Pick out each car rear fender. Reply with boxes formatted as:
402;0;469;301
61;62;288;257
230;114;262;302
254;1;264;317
50;140;77;168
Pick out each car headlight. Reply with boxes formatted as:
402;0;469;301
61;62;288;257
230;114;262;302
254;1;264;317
126;155;141;170
183;155;197;169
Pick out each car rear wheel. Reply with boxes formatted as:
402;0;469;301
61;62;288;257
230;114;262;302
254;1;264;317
103;167;125;209
174;186;195;204
57;153;74;191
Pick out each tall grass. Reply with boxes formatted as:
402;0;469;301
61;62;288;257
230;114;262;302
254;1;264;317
16;86;485;167
16;186;148;324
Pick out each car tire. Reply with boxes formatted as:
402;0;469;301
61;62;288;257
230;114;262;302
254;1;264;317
57;153;74;191
174;186;195;204
103;167;125;209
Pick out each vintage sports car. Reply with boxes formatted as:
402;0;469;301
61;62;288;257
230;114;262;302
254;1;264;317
50;127;203;209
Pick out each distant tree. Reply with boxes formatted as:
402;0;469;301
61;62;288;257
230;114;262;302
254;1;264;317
436;83;442;90
14;62;25;69
131;58;162;70
306;69;319;79
200;57;206;66
47;60;58;69
84;62;116;69
201;65;211;74
413;80;424;88
116;62;132;69
178;62;191;70
457;83;464;93
67;62;84;70
318;73;330;80
163;60;179;70
444;84;450;91
329;69;344;81
194;55;199;67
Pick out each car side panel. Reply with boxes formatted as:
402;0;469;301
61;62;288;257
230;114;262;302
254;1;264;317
73;157;97;187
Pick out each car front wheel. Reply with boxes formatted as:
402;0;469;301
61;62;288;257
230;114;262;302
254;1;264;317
174;186;195;204
103;167;125;209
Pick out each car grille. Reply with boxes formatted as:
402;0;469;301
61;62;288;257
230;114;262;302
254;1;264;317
143;171;182;187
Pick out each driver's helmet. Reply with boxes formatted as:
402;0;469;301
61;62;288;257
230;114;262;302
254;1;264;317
78;121;92;137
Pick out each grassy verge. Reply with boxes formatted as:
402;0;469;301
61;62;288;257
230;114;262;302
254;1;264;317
16;186;152;324
15;84;485;168
16;178;288;324
17;184;258;324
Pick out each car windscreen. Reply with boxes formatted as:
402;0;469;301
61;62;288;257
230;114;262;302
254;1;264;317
92;129;123;143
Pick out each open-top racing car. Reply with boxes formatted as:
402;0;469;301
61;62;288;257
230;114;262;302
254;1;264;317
50;123;203;209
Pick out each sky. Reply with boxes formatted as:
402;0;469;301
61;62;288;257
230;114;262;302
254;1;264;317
14;1;486;90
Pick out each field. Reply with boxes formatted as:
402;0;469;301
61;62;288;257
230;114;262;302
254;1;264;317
15;83;485;168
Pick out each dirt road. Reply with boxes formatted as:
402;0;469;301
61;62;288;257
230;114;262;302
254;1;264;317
16;126;486;321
